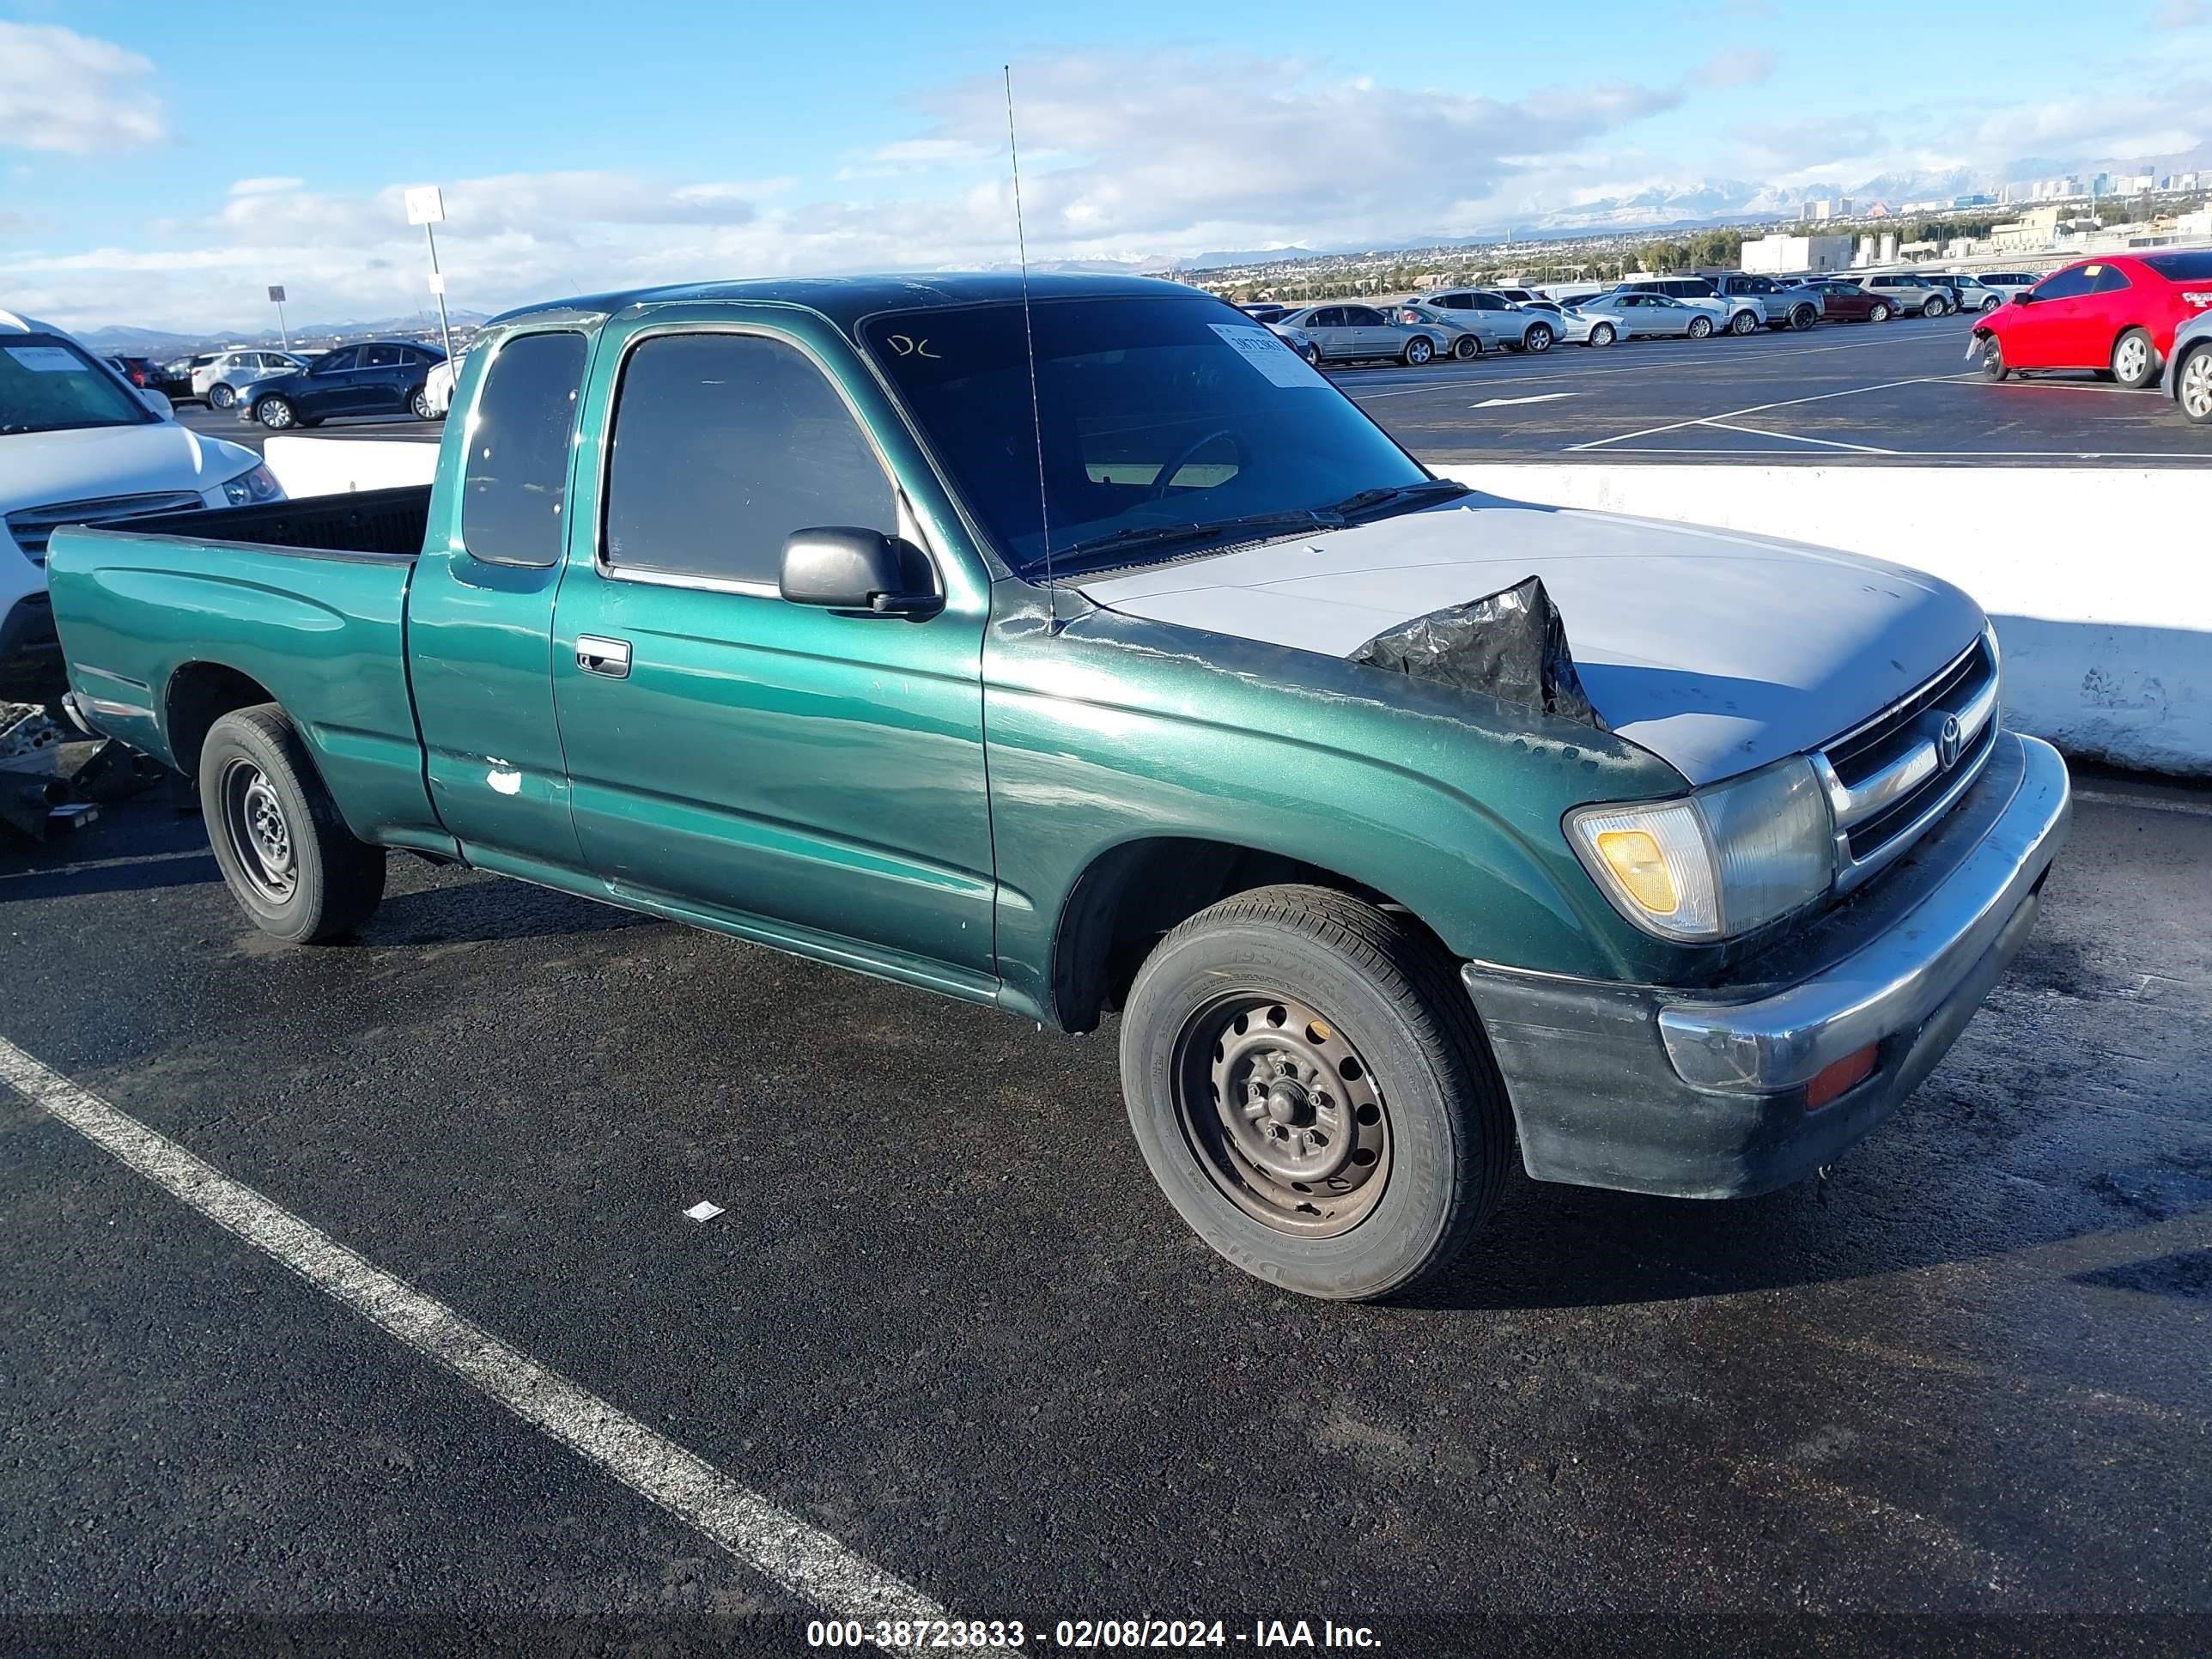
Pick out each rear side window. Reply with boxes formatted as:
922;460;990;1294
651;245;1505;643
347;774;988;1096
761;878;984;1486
362;344;402;368
603;332;894;588
2087;266;2132;294
461;331;587;568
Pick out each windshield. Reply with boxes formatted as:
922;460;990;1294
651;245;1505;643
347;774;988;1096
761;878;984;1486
1;334;156;435
862;295;1430;577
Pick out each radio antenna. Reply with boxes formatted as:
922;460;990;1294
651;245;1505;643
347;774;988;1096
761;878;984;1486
1005;64;1058;632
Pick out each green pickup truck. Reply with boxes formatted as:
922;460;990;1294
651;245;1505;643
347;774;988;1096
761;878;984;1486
46;275;2070;1301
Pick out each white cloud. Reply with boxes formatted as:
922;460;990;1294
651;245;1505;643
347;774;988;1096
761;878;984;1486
1694;47;1778;90
0;22;167;154
2154;0;2207;26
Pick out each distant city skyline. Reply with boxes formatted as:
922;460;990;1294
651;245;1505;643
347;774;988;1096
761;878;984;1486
3;0;2208;331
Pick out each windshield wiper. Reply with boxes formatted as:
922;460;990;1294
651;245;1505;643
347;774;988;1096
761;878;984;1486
1319;479;1472;521
1041;508;1343;577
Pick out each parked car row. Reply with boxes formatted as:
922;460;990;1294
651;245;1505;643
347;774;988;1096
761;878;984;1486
1969;251;2212;422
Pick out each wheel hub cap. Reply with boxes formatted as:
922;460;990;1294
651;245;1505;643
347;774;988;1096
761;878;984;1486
1184;995;1389;1235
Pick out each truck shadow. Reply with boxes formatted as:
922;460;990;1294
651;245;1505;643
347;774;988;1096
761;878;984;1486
357;876;654;946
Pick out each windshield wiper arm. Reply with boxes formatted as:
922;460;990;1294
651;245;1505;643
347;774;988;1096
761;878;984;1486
1042;508;1342;576
1319;479;1472;520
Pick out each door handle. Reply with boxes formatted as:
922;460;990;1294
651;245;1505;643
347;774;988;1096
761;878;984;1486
575;635;632;678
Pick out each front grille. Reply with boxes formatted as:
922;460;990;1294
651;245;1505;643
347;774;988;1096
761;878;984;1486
1814;629;2000;893
6;490;206;565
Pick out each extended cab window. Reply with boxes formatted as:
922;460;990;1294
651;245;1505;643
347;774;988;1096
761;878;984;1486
603;332;894;587
461;331;587;568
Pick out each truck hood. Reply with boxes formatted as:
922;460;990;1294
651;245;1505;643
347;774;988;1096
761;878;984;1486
1073;494;1986;786
0;421;260;514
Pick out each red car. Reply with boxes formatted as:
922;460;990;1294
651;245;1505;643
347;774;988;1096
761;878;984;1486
1807;281;1902;324
1969;252;2212;389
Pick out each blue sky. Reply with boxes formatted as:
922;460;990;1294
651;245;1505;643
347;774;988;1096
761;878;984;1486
3;0;2206;331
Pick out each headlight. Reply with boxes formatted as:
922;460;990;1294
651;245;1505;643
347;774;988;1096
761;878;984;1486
221;462;284;506
1566;756;1834;942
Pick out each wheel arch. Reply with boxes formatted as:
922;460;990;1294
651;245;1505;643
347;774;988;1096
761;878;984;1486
1048;836;1449;1035
164;660;283;783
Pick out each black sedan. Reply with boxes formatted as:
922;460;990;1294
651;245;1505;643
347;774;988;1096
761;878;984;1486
238;340;447;429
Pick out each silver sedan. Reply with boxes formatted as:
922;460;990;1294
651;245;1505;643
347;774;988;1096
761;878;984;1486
1273;304;1448;367
1569;291;1711;343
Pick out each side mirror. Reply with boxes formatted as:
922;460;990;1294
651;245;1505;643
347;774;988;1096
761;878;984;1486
2011;290;2033;305
138;388;173;419
779;526;939;617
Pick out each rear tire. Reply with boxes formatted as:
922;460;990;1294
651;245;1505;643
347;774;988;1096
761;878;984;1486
1589;321;1617;347
1120;884;1511;1303
1522;323;1555;353
198;705;386;945
1729;309;1759;335
2111;328;2157;391
412;388;436;420
1790;302;1819;331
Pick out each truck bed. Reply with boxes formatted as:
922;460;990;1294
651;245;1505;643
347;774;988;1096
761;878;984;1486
44;485;438;844
125;485;431;559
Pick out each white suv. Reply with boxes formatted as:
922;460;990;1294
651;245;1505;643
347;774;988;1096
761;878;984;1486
2;311;281;665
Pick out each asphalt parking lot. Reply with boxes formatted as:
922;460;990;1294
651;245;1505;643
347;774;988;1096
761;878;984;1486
176;309;2207;470
3;766;2209;1650
1337;310;2207;465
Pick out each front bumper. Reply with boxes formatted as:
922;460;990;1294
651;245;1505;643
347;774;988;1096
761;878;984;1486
1463;730;2070;1199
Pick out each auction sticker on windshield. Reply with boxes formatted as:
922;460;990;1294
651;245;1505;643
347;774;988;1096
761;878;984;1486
1207;323;1321;387
6;347;89;374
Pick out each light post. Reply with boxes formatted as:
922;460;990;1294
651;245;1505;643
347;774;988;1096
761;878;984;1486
404;185;457;367
267;285;289;351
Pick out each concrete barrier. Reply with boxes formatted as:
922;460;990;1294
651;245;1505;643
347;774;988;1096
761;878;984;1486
264;435;440;500
1439;463;2212;778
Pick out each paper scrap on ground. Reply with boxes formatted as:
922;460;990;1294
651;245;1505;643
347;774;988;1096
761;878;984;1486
684;1201;725;1222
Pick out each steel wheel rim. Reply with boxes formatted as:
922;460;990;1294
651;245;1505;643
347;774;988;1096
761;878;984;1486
220;757;297;904
2183;354;2212;420
1175;992;1392;1237
2117;339;2148;382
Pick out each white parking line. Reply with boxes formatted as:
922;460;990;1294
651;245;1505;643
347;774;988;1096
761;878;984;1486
1472;392;1580;409
1569;374;1980;451
1696;421;1897;454
0;1036;946;1642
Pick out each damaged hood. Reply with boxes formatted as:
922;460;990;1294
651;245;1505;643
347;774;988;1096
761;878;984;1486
1073;495;1986;786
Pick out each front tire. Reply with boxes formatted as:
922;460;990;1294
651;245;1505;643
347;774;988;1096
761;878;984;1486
1869;302;1892;324
2111;328;2157;391
1303;342;1323;368
199;705;386;944
1978;333;2008;381
1402;336;1434;367
209;383;236;410
1790;302;1818;331
1686;314;1714;338
1451;334;1481;361
1120;885;1511;1302
2179;344;2212;425
255;396;295;430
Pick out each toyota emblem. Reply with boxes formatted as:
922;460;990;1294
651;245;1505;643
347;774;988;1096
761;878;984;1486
1936;714;1963;769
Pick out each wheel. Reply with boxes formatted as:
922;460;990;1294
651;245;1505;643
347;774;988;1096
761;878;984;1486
1303;342;1323;368
1589;321;1617;347
1119;884;1511;1302
198;704;386;944
1729;309;1759;336
1686;314;1713;338
255;396;295;430
209;383;236;410
2179;345;2212;425
1981;295;2002;312
1522;323;1555;353
2111;328;2157;391
1978;333;2008;381
412;389;436;420
1789;302;1819;331
1869;302;1892;324
1451;334;1481;361
1922;297;1946;319
1402;336;1434;367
